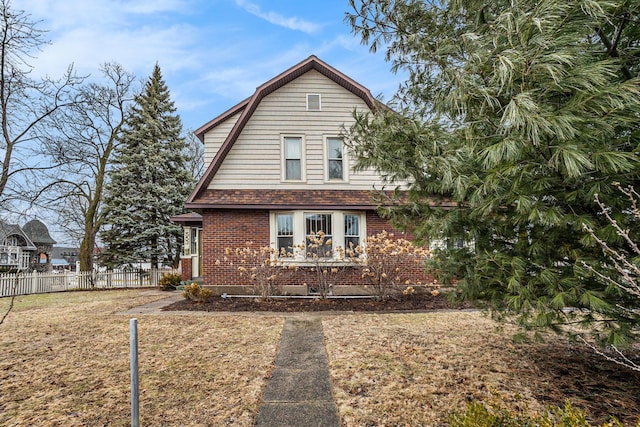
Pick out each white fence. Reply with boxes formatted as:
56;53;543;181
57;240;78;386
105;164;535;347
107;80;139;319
0;269;178;298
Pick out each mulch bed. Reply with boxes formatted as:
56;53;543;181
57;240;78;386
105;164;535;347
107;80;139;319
526;343;640;425
163;292;473;312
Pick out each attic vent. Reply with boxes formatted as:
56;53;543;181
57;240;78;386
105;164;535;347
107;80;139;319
307;94;321;111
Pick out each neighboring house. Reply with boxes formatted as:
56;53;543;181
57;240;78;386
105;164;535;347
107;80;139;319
0;222;36;270
51;246;80;271
22;219;56;272
174;55;433;292
0;219;56;271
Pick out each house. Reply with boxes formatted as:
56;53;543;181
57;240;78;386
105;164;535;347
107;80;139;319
51;246;80;271
174;55;433;293
22;219;56;272
0;219;56;271
0;222;36;270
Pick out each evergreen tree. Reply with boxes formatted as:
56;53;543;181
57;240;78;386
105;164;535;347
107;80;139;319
346;0;640;346
101;64;194;269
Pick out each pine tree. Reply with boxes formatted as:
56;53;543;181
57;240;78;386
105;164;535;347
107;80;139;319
346;0;640;346
101;64;194;269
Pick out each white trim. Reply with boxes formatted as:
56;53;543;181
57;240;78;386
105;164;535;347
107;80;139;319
269;210;365;264
280;135;306;182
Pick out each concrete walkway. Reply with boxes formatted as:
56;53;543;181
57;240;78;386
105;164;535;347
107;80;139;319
120;292;341;425
119;290;184;315
254;316;340;427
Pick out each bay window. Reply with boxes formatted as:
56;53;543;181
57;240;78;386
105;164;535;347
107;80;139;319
305;213;332;257
270;211;365;262
276;213;294;255
344;214;360;255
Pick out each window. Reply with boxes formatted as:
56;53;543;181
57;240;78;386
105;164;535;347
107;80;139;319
447;238;466;250
305;213;332;257
190;228;198;256
326;137;344;180
270;211;365;262
276;214;294;255
307;94;321;111
283;136;302;180
344;214;360;255
3;236;23;247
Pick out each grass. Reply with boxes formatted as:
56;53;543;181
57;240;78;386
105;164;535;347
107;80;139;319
0;290;283;426
323;313;640;426
1;290;638;426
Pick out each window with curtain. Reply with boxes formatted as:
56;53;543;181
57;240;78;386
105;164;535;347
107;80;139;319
284;137;302;180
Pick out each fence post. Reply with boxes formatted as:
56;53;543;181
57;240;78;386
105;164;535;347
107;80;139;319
130;318;139;427
31;272;37;294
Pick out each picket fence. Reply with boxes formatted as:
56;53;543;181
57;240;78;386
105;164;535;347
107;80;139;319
0;269;178;298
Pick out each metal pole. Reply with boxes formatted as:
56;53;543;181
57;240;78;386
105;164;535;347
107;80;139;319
130;318;139;427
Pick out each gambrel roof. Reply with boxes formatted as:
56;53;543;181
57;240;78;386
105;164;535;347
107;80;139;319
187;55;382;206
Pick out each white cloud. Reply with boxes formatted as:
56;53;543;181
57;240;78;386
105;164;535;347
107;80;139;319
31;24;200;81
234;0;321;34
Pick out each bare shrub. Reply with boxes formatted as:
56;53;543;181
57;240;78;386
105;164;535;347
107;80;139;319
224;243;293;301
354;231;435;300
298;231;352;298
581;183;640;372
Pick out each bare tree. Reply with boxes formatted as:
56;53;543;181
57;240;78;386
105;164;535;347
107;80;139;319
0;219;24;325
40;63;136;272
0;269;18;325
0;0;83;210
581;184;640;372
183;130;205;181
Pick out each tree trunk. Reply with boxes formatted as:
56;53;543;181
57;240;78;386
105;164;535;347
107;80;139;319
79;233;94;272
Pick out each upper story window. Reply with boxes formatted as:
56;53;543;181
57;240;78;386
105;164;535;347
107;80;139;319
3;236;23;247
307;94;321;111
283;136;304;181
326;137;344;181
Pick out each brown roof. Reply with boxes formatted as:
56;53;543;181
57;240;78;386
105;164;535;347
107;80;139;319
186;189;456;211
169;212;203;225
188;55;382;206
187;189;378;210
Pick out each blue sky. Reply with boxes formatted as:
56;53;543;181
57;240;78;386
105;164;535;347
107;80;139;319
22;0;403;132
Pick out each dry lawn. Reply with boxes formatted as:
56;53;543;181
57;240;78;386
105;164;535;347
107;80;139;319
323;312;640;426
0;290;283;426
1;291;639;426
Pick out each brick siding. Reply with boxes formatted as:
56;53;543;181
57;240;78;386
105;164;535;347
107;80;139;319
199;209;432;288
180;256;192;282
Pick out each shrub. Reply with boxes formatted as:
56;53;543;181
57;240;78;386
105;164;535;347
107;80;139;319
298;231;351;298
355;231;435;300
182;283;212;302
224;243;295;301
449;400;623;427
158;273;181;291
